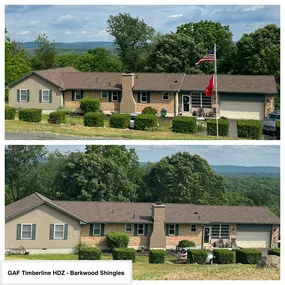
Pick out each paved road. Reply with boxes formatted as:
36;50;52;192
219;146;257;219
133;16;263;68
5;132;118;140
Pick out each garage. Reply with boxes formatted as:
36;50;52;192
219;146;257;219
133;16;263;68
236;225;272;248
220;100;265;120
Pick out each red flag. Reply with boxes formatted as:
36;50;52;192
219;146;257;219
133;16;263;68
205;75;214;97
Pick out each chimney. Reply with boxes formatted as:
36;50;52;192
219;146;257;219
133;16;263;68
120;73;136;113
149;203;166;249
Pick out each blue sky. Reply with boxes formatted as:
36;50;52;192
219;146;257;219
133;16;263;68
46;145;280;167
5;5;280;42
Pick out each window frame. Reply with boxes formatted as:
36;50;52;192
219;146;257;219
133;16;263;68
191;91;211;108
101;91;108;99
125;224;132;232
93;223;101;236
74;90;82;101
137;224;145;236
211;224;230;239
41;90;50;103
190;224;197;233
20;89;28;102
168;224;175;236
162;92;169;100
21;223;32;240
140;92;148;103
111;91;119;102
53;224;65;240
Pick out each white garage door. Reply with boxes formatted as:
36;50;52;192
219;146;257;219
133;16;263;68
220;101;264;120
236;231;271;248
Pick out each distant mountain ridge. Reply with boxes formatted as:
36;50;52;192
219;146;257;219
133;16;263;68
19;41;115;50
211;165;280;174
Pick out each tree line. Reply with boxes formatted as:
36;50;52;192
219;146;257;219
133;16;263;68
5;146;280;217
5;14;280;108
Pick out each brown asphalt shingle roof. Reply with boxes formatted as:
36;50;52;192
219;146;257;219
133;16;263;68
5;193;280;225
10;67;277;94
182;74;277;94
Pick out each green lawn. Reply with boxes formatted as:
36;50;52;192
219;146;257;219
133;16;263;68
5;254;279;280
5;114;239;140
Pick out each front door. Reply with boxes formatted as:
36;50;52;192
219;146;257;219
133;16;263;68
182;95;191;113
203;227;211;244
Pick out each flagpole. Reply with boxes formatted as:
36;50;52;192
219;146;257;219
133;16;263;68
214;43;219;138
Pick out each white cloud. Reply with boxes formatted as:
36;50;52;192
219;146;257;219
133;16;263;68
242;5;264;12
64;31;73;35
57;14;75;22
168;14;183;18
16;30;30;35
30;20;41;25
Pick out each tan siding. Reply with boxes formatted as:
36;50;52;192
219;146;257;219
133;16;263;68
5;204;80;250
9;74;62;111
81;223;150;249
166;224;203;248
64;90;120;112
134;92;174;115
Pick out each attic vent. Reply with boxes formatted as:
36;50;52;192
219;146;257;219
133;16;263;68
174;80;178;83
194;212;199;215
96;77;99;82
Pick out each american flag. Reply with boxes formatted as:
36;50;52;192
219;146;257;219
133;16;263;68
195;49;215;65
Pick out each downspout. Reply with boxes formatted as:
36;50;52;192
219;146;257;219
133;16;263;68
175;73;186;116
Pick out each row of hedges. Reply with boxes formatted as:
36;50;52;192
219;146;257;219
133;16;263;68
84;112;104;127
207;119;229;136
268;248;280;256
19;108;42;122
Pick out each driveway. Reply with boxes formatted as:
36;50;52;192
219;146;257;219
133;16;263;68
5;132;119;140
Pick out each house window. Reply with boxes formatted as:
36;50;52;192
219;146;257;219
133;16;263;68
54;224;64;239
162;92;169;100
74;90;82;101
101;91;108;99
190;224;197;232
125;224;132;232
41;90;50;103
112;91;119;102
137;224;145;235
20;89;28;102
169;224;175;235
21;224;32;239
93;223;101;236
191;92;211;108
140;92;147;102
211;224;230;239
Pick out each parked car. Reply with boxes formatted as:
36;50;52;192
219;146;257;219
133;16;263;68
262;110;280;136
177;248;214;264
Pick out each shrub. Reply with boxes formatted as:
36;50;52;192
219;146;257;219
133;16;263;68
48;111;66;124
74;242;97;254
178;240;196;248
84;112;104;127
213;249;235;264
112;248;136;263
78;247;102;260
149;250;165;264
80;98;100;113
109;114;130;129
134;114;158;130
237;120;262;140
142;106;157;115
5;91;9;102
5;107;16;120
207;119;229;136
106;232;130;250
276;121;280;139
57;106;73;115
19;108;42;123
187;249;208;264
268;248;280;256
172;116;197;134
236;249;262;264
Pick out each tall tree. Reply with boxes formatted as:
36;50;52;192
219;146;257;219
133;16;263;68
177;21;236;73
234;24;280;108
5;29;31;88
5;146;47;201
31;34;58;70
54;150;139;201
149;33;204;73
107;13;155;71
145;152;225;204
